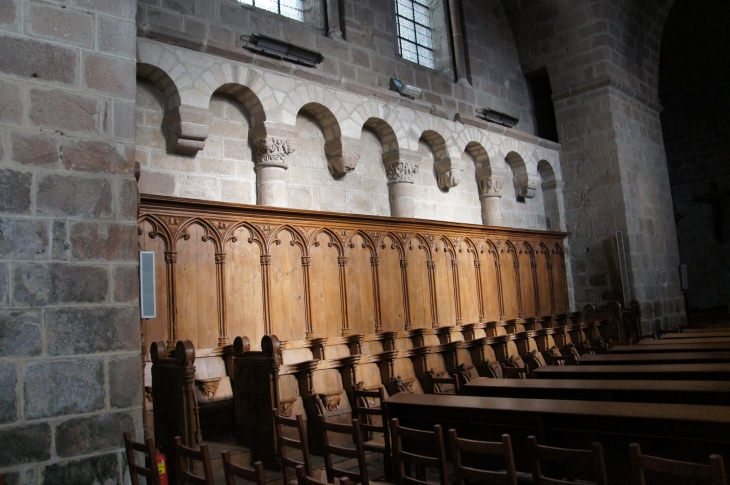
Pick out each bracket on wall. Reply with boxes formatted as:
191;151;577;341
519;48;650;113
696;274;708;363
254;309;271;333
241;33;324;67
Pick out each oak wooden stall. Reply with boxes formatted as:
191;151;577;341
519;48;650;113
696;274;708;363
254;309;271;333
138;195;640;474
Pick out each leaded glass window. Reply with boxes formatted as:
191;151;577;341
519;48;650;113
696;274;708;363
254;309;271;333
395;0;434;69
238;0;304;22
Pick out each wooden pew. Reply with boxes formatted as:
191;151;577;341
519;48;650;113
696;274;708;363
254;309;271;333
462;377;730;405
577;351;730;365
383;393;730;485
530;363;730;380
662;331;730;339
610;342;730;353
638;336;730;345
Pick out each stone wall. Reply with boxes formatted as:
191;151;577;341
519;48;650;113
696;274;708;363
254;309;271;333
135;0;536;133
134;38;562;233
0;0;141;483
660;0;730;311
502;0;684;330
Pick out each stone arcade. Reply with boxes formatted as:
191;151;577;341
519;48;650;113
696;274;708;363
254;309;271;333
0;0;726;483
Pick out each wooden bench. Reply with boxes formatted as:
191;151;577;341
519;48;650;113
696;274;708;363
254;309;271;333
638;337;730;345
577;351;730;365
530;363;730;380
662;331;730;339
383;393;730;485
462;377;730;405
609;342;730;353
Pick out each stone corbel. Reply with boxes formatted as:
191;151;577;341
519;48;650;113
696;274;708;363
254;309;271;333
434;157;466;190
324;137;363;178
383;149;421;185
166;105;213;155
514;172;541;199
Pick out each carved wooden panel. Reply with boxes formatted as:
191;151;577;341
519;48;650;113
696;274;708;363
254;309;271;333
139;195;569;352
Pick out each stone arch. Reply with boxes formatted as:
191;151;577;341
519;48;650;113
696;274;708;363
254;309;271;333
505;151;535;200
537;159;561;230
136;63;181;111
420;130;462;190
363;117;399;153
353;100;409;150
212;83;267;128
296;102;356;178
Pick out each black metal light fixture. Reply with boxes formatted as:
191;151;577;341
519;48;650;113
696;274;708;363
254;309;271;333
475;108;519;128
389;77;422;98
241;33;324;68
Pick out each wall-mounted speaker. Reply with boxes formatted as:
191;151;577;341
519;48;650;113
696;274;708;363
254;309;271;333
139;251;156;319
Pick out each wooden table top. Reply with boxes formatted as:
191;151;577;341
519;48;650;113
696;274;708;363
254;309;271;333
578;351;730;364
610;342;730;353
531;362;730;380
638;336;730;344
384;392;730;422
662;331;730;339
464;377;730;392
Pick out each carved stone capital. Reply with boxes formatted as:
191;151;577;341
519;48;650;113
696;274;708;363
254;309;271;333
383;149;421;185
254;137;296;169
325;138;363;177
477;175;506;198
166;105;214;155
434;157;466;190
514;173;540;199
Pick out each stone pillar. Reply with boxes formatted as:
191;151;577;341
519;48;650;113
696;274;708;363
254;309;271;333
384;150;421;218
478;173;506;226
250;124;297;207
325;0;343;39
447;0;470;86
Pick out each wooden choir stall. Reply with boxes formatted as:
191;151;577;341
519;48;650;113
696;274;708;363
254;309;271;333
138;195;645;482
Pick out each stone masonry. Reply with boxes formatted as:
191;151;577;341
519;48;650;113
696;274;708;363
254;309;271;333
0;0;141;483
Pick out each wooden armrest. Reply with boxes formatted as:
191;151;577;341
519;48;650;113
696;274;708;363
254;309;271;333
502;366;529;379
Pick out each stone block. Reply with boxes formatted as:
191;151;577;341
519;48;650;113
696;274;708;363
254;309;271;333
30;89;98;134
63;139;134;175
162;0;195;15
0;423;51;467
83;52;136;99
177;174;219;200
113;100;136;140
45;306;138;356
74;0;136;19
118;178;139;221
0;263;6;306
69;222;137;262
41;453;120;485
23;358;104;419
113;265;139;304
0;79;22;124
3;467;35;485
147;6;183;30
0;35;77;84
98;15;137;57
51;220;67;260
0;363;16;423
12;263;109;306
56;411;135;457
110;355;143;408
351;47;371;68
37;174;113;218
0;218;49;260
0;169;32;214
11;131;59;167
139;170;175;196
220;179;254;204
0;0;19;32
26;1;94;48
0;310;42;357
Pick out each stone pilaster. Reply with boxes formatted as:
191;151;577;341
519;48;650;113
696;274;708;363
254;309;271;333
477;172;506;226
250;123;298;207
383;149;421;218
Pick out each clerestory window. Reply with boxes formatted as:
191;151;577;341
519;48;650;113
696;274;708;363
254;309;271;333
395;0;435;69
238;0;304;22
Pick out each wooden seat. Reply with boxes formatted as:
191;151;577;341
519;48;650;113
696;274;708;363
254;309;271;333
390;418;448;485
296;464;352;485
274;410;314;485
503;355;529;379
321;415;369;485
527;435;608;485
629;443;727;485
353;387;392;479
123;432;162;485
222;451;267;485
449;430;518;485
174;436;215;485
524;349;547;371
431;374;460;394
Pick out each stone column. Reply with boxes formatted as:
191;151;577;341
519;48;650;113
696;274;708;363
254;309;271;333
448;0;470;86
325;0;342;39
250;124;297;207
478;173;506;226
384;150;421;218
